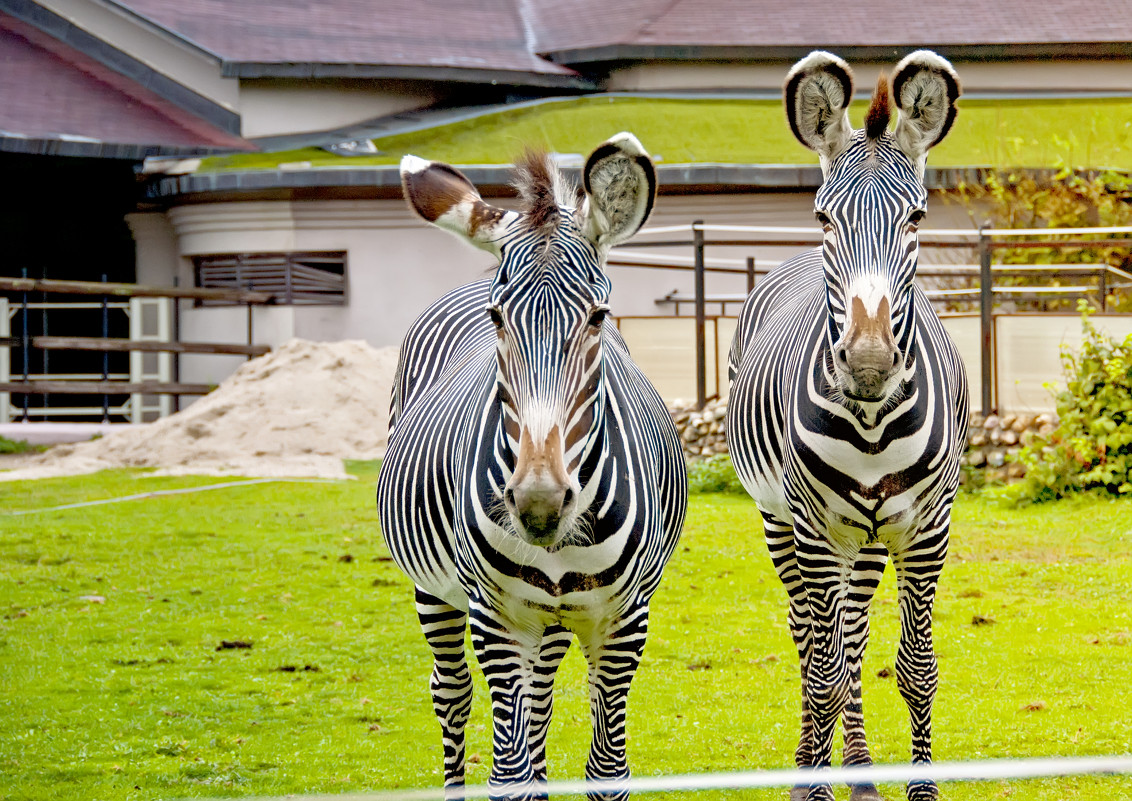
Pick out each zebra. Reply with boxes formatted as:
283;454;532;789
727;51;969;801
376;133;687;801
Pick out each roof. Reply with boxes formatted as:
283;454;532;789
143;92;1132;200
529;0;1132;62
113;0;589;86
0;11;252;158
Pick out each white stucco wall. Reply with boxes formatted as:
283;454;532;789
237;79;445;139
607;59;1132;95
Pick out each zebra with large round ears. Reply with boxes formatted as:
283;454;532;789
378;133;687;801
727;51;969;801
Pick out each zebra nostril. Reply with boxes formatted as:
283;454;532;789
562;488;575;508
504;487;516;508
892;351;901;368
837;348;849;365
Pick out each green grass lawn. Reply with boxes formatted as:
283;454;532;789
200;96;1132;173
1;466;1131;800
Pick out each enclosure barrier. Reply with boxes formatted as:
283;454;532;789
611;223;1132;413
197;756;1132;801
0;275;274;422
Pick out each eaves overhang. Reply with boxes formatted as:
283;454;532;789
220;60;595;90
144;164;993;203
0;132;251;159
543;41;1132;66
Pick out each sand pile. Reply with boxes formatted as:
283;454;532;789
1;339;400;481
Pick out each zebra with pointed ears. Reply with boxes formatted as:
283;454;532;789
728;52;969;801
377;134;687;801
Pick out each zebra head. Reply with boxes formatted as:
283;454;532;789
400;134;657;546
785;50;960;404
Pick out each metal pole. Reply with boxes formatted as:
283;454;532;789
1099;266;1108;313
102;273;109;422
20;266;29;421
172;277;181;413
693;220;706;410
246;282;254;361
41;266;48;418
746;256;756;295
978;226;994;417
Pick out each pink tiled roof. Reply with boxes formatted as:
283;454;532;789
0;13;251;151
527;0;1132;54
116;0;577;76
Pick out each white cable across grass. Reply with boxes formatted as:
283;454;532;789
4;477;344;516
207;755;1132;801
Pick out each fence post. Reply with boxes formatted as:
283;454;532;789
102;273;110;422
246;282;254;361
0;297;9;424
693;220;706;410
746;256;756;295
1099;266;1108;313
978;225;994;417
172;276;181;413
20;266;29;421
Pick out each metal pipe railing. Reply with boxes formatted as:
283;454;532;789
615;221;1132;416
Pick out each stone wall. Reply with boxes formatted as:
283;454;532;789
669;398;1058;485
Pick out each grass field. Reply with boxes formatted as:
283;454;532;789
199;95;1132;174
1;465;1131;800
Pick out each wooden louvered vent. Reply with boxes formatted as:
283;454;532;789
193;252;347;305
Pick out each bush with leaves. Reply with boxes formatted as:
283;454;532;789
1013;302;1132;501
687;454;748;495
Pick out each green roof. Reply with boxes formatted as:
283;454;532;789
199;95;1132;174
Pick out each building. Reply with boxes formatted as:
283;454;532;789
2;0;1131;417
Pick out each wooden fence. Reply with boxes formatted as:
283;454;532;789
0;276;274;423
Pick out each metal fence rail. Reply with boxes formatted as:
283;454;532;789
612;222;1132;413
0;275;275;423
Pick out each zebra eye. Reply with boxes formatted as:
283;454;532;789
908;209;926;227
815;211;833;230
487;307;504;329
587;306;610;328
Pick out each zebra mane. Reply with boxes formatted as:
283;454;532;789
865;72;891;140
512;149;580;235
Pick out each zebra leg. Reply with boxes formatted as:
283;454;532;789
416;588;474;801
761;512;817;801
528;624;573;784
582;604;649;801
894;530;948;801
469;603;542;801
844;545;889;801
795;525;852;801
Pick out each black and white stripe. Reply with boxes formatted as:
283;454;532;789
728;51;968;801
378;135;686;801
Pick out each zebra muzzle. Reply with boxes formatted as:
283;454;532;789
837;295;901;400
505;425;576;545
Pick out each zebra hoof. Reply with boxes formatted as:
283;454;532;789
849;783;888;801
791;786;834;801
906;778;938;801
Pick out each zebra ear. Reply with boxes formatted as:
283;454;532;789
784;51;855;169
400;155;513;256
891;50;961;175
581;132;657;249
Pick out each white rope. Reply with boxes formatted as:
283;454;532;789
4;477;344;516
211;756;1132;801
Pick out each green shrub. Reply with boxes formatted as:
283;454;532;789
1013;302;1132;501
0;435;38;454
687;454;748;495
